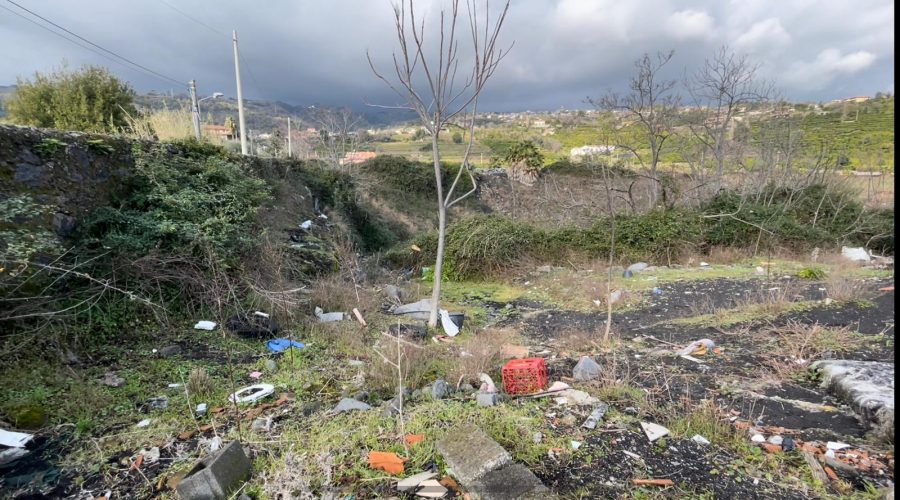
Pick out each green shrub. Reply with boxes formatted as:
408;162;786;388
797;266;827;280
444;215;538;279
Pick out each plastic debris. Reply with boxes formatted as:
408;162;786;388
768;435;784;445
195;403;207;416
416;479;448;498
751;434;766;443
0;429;33;448
439;309;460;336
193;320;216;330
249;371;263;380
397;471;437;492
627;262;650;273
652;287;663;295
136;419;151;428
138;447;160;464
147;396;168;410
167;383;182;388
841;246;870;262
315;307;345;322
699;261;710;267
410;244;421;252
827;441;851;450
755;266;766;275
299;220;312;230
608;289;623;304
677;339;715;356
640;422;670;442
623;269;633;278
228;384;275;404
478;373;498;393
368;451;405;475
572;356;601;381
0;448;29;466
692;434;711;445
571;440;582;450
582;403;609;429
266;338;305;353
404;434;425;446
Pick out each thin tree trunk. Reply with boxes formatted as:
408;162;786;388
429;133;445;328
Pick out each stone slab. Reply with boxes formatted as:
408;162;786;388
811;359;894;426
176;441;250;500
436;424;511;484
467;463;551;500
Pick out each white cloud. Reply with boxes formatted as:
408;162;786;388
734;18;792;52
665;10;715;40
784;49;877;89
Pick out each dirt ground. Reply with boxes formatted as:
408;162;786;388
0;259;894;499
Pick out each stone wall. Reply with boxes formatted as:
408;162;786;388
0;124;135;239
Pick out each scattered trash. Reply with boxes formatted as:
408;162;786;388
533;432;543;444
640;422;670;442
208;436;222;452
0;447;29;466
334;398;372;412
478;373;498;393
632;478;674;487
782;436;796;452
416;479;448;498
410;244;421;252
651;287;663;295
623;450;642;460
136;419;151;428
439;310;460;336
315;307;345;322
249;371;262;380
755;266;766;275
100;371;125;387
397;471;437;492
572;356;601;381
768;435;784;445
824;297;834;305
392;299;432;315
879;286;894;292
193;320;216;330
0;429;33;448
147;396;169;411
266;338;305;353
352;308;367;326
368;451;405;475
299;220;312;230
138;447;160;464
608;289;623;304
502;358;548;394
228;384;275;404
431;379;451;399
252;417;272;432
384;284;406;303
226;312;280;338
841;246;870;262
827;441;851;451
751;434;766;443
527;381;571;398
404;434;425;446
676;339;715;356
679;355;704;364
627;262;649;273
195;403;207;416
177;441;250;500
570;440;582;450
582;403;609;429
699;261;710;267
622;269;633;278
168;383;182;388
692;434;711;445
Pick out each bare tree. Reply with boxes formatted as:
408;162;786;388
685;45;774;190
311;106;365;172
368;0;511;327
591;51;680;208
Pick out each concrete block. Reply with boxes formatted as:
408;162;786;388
176;441;251;500
477;393;499;407
436;424;511;484
467;462;551;500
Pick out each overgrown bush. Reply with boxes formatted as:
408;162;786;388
80;141;270;261
443;216;539;279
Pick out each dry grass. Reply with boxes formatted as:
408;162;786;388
124;105;196;141
446;328;519;386
825;270;869;303
186;368;213;398
759;321;862;381
367;336;442;395
703;246;751;265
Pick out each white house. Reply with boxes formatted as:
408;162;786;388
570;145;616;159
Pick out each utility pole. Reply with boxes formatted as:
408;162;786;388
287;117;292;158
233;30;248;155
189;80;201;140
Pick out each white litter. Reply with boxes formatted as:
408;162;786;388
825;449;836;458
136;419;151;428
0;429;33;448
755;266;766;275
679;355;704;364
699;262;710;267
194;320;216;330
841;246;870;262
253;311;270;319
416;479;448;498
768;435;784;445
751;434;766;443
571;440;582;450
315;306;345;322
138;447;160;464
692;434;711;445
0;447;29;465
623;450;642;460
826;441;851;450
168;383;182;388
299;220;313;230
640;422;670;442
478;373;498;393
318;214;328;219
228;383;275;404
397;471;438;492
439;309;460;336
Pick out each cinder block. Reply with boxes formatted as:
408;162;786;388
436;424;511;484
176;441;251;500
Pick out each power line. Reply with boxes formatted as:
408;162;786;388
5;0;185;88
157;0;227;37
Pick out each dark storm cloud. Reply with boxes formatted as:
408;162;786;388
0;0;893;111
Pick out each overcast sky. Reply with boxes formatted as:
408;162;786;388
0;0;894;111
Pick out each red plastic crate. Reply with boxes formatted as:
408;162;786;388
501;357;548;395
